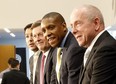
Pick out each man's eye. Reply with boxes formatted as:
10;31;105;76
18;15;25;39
25;35;29;38
42;29;46;33
48;25;55;30
39;34;43;37
75;21;82;27
33;35;36;38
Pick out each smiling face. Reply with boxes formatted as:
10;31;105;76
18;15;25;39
41;17;67;47
32;26;51;52
70;8;98;48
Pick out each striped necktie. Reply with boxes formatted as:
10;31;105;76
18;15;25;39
40;53;46;84
56;47;62;83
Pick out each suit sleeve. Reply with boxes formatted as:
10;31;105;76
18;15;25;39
29;56;33;84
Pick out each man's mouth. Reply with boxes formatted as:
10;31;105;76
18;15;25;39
48;37;56;44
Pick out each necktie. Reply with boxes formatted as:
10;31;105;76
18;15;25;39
56;47;62;83
40;53;46;84
84;49;90;66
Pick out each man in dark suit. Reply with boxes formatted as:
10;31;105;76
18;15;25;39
41;12;85;84
1;58;30;84
31;20;56;84
70;4;116;84
24;23;40;84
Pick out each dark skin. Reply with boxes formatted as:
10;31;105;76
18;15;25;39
41;17;67;47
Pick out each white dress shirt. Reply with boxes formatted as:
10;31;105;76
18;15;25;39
84;30;105;66
43;48;51;69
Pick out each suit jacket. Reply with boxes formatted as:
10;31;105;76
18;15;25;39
29;55;34;84
44;47;56;84
29;51;41;84
79;31;116;84
51;32;85;84
35;52;42;84
35;48;56;84
1;70;30;84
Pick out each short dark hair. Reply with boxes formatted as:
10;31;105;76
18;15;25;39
8;58;19;68
24;23;33;33
42;12;66;24
31;20;41;29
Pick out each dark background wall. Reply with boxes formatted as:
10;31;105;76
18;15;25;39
16;48;27;75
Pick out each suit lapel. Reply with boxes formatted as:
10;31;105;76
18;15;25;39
59;47;67;82
44;48;51;74
30;56;34;73
44;48;55;75
79;47;97;83
36;52;42;72
35;51;42;84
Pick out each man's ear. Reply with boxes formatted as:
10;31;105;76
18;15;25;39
17;64;20;70
62;22;67;32
94;17;100;31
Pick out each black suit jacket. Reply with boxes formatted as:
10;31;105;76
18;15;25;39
1;70;30;84
79;31;116;84
44;47;56;84
51;32;85;84
36;48;55;84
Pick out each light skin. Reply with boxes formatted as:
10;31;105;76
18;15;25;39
32;26;51;53
25;28;38;52
70;5;104;48
41;17;67;47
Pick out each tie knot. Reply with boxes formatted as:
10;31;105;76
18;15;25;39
42;54;46;61
57;47;62;56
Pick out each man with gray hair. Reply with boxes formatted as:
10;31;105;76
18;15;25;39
70;4;116;84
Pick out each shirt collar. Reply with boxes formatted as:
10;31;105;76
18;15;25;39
34;50;39;56
87;30;106;51
43;48;51;57
60;31;70;47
